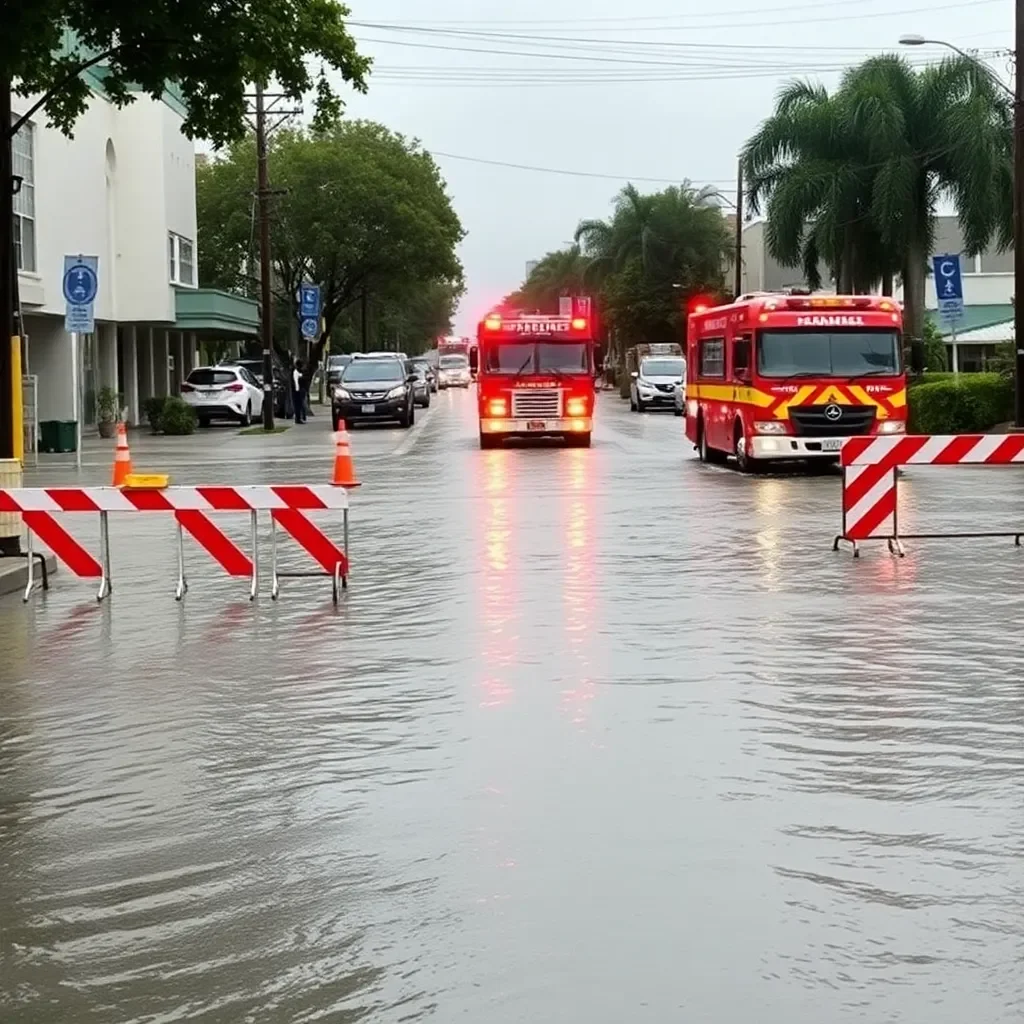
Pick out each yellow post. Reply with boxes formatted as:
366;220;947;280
10;335;22;464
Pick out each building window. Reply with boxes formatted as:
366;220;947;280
12;121;35;273
168;232;195;286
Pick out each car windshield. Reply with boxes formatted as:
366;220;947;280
342;361;404;382
411;365;428;379
758;330;901;376
440;355;468;368
188;369;238;386
328;355;351;368
642;358;684;377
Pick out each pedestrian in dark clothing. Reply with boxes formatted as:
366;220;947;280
293;360;306;423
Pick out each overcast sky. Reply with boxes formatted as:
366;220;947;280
339;0;1010;333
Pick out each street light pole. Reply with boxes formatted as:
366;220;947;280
734;157;744;299
254;81;276;430
900;32;1022;424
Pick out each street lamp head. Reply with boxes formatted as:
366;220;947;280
898;34;927;46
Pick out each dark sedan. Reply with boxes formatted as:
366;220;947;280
332;358;416;429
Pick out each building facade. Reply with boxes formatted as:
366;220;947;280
13;67;257;434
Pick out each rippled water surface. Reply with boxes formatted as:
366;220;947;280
2;394;1023;1022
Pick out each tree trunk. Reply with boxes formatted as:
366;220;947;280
902;237;927;375
881;271;893;297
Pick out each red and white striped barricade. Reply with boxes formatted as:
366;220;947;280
834;434;1024;557
0;485;350;604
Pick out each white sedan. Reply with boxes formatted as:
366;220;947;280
181;366;265;426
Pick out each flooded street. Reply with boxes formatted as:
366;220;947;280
2;391;1023;1022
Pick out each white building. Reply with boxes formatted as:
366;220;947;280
13;63;257;432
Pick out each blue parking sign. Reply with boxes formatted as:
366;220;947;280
299;284;321;320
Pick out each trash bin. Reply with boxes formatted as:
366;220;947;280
39;420;77;453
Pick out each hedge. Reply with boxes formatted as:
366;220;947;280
907;373;1012;434
159;397;198;435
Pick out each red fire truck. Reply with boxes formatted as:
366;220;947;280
685;293;907;471
475;307;597;448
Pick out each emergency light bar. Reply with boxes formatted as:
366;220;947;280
481;314;589;334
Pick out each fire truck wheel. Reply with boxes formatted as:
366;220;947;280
566;433;591;448
734;423;763;473
479;432;501;449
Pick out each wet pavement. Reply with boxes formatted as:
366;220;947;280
2;391;1023;1022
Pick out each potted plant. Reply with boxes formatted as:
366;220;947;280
96;386;121;439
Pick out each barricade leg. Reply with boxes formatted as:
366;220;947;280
249;510;259;602
23;527;35;602
175;520;189;601
97;511;112;602
270;514;280;601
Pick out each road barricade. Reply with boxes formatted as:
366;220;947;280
0;484;350;604
834;433;1024;557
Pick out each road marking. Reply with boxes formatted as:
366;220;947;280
391;406;434;458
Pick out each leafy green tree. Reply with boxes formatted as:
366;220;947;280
743;54;1012;349
508;246;589;311
197;122;465;371
575;183;730;344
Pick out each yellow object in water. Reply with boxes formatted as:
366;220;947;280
121;473;170;489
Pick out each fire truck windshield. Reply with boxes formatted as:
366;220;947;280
758;329;900;378
485;342;590;374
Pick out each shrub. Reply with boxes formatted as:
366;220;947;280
159;397;198;435
143;396;169;433
908;373;1012;434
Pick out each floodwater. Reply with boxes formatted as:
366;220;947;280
1;393;1023;1023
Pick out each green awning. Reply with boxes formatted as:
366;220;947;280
926;304;1014;338
174;287;259;337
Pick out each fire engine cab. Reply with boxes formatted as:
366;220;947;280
475;309;597;449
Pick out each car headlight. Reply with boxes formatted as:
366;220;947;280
386;386;407;399
637;379;653;390
878;420;906;434
753;421;787;435
333;387;350;400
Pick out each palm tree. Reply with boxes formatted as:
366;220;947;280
514;245;588;311
742;80;898;296
743;54;1011;350
839;54;1011;346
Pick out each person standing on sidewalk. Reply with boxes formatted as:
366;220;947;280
292;359;306;424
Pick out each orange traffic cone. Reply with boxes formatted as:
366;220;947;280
111;421;133;486
331;421;361;487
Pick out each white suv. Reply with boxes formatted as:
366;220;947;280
181;366;265;426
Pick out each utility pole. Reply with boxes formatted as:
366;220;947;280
1015;4;1024;426
360;287;368;352
254;82;275;430
0;82;14;465
734;157;744;300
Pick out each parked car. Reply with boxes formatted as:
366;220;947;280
410;358;438;392
219;356;290;417
183;366;265;426
408;362;432;408
332;357;416;429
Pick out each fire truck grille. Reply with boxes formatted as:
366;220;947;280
789;404;876;436
512;389;561;418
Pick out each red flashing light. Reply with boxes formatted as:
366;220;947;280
483;314;502;331
571;317;588;330
686;293;715;316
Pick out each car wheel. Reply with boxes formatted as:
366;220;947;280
239;402;252;427
423;392;431;408
331;412;340;431
636;394;646;412
734;422;762;473
198;416;211;428
674;401;684;417
629;391;637;411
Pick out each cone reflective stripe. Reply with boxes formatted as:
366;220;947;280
331;421;361;487
111;422;133;486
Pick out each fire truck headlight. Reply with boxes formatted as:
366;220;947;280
753;421;787;435
487;398;508;417
878;420;906;434
566;397;587;417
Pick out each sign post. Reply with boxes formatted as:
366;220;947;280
63;255;99;470
932;253;964;373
